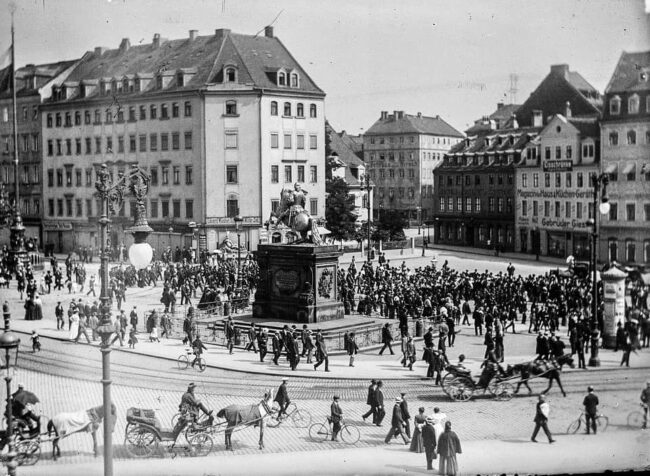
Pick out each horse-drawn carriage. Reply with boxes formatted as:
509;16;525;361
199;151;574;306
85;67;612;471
441;363;515;402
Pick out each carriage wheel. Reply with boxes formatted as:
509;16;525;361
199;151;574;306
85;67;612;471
124;426;159;458
308;423;329;442
627;411;644;428
447;378;473;401
493;382;514;401
340;423;360;445
196;357;207;373
291;410;311;428
15;439;40;466
441;373;456;396
596;415;609;432
188;433;213;457
170;413;180;428
177;354;189;370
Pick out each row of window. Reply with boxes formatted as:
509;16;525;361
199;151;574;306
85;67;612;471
271;197;318;217
47;197;194;220
1;134;40;154
439;196;513;214
369;151;442;161
609;93;650;116
607;129;650;146
368;168;417;180
270;101;318;118
45;102;193;128
369;135;459;146
270;132;318;150
439;222;514;246
270;164;318;184
543;143;595;160
46;132;193;156
0;106;39;123
439;173;514;187
376;187;417;200
520;200;650;222
0;165;41;186
607;239;650;264
47;165;194;188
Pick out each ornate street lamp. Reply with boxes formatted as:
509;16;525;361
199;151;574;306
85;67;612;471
360;174;373;262
233;215;243;289
94;164;153;476
1;302;20;476
585;172;610;367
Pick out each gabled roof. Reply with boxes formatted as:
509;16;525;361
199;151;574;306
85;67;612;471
366;112;463;137
447;126;540;157
515;64;602;127
0;60;78;99
605;50;650;94
327;122;365;186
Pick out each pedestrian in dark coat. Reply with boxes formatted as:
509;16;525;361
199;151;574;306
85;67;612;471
347;332;359;367
437;421;462;476
330;395;343;441
274;378;290;420
421;416;437;469
314;330;329;372
271;332;282;365
583;386;599;434
257;328;268;362
400;392;412;438
379;323;395;355
531;394;555;443
245;323;258;353
362;379;377;423
384;397;410;445
375;380;385;426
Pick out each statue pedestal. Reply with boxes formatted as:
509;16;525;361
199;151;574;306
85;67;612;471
253;244;344;323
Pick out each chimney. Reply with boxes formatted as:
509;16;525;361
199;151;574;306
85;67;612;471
189;30;198;41
511;113;519;130
94;46;107;57
214;28;231;41
152;33;161;49
565;101;572;118
497;102;505;110
417;112;422;118
393;110;400;119
264;26;274;38
550;64;569;78
119;38;130;52
532;110;543;127
380;111;388;120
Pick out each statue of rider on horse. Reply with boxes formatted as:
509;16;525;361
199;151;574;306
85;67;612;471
269;183;322;245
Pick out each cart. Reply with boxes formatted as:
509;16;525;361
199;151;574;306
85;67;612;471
441;364;515;402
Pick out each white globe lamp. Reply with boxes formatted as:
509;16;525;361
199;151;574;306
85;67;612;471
129;242;153;269
598;201;610;215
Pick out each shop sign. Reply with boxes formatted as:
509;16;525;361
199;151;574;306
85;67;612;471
543;160;573;172
517;189;593;199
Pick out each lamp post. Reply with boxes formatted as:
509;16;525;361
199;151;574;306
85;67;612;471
234;215;243;289
586;172;610;368
168;226;173;257
95;164;153;476
416;206;421;235
1;301;20;476
360;174;373;262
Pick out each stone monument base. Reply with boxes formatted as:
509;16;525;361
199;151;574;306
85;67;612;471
253;243;344;323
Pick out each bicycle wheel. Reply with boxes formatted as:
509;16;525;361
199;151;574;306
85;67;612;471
291;409;311;428
567;417;581;434
340;424;360;445
596;415;609;432
188;432;213;457
627;411;644;428
196;357;207;372
309;422;329;442
177;354;189;370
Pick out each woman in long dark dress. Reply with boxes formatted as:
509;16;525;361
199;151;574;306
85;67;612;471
409;407;427;453
437;421;462;476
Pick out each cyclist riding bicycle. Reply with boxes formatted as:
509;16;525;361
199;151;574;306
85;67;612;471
641;380;650;430
191;335;207;368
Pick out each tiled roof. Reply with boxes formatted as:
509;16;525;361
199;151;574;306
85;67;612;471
0;60;77;99
447;126;540;158
52;30;323;101
568;118;599;138
605;50;650;93
567;71;599;94
366;113;463;137
465;103;521;135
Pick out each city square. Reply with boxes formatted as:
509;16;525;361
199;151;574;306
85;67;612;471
0;1;649;475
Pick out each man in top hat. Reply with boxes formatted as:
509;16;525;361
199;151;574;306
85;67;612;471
400;392;412;438
421;416;438;470
330;395;343;441
274;378;291;420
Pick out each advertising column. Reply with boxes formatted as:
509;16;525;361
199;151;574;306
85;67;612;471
601;267;627;348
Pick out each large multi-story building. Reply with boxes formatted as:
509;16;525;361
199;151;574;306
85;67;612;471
434;64;602;252
0;61;77;244
41;27;326;253
363;111;463;224
599;51;650;267
515;112;600;259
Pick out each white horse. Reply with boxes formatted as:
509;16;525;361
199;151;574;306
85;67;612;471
216;390;274;450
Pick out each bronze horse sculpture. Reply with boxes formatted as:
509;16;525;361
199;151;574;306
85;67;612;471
47;403;116;461
511;355;574;397
216;390;274;451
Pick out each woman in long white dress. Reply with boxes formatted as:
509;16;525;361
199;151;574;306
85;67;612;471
68;311;80;340
430;407;447;442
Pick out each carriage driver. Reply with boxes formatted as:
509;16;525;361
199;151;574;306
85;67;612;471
179;383;212;421
9;384;40;436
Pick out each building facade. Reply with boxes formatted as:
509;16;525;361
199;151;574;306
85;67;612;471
599;51;650;267
0;61;77;245
363;111;463;224
515;114;600;259
40;27;326;253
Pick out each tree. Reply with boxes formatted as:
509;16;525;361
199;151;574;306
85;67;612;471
377;209;407;241
325;176;358;242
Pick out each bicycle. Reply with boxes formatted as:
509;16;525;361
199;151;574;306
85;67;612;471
266;402;311;428
567;410;609;434
627;403;647;429
177;348;206;372
309;417;360;445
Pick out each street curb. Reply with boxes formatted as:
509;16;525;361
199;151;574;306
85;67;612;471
15;328;650;381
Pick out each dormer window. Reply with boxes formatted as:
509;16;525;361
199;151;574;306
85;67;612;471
290;72;299;88
278;71;286;87
610;95;621;115
122;78;129;92
156;75;163;89
100;80;107;95
225;67;237;83
628;94;639;114
111;80;118;93
177;72;184;87
134;79;141;92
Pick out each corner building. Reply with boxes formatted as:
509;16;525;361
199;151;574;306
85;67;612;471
41;27;325;253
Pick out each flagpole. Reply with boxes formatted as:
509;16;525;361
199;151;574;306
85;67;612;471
8;4;27;274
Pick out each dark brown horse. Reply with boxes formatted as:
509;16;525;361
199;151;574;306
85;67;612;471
216;391;273;451
47;403;116;461
511;355;574;397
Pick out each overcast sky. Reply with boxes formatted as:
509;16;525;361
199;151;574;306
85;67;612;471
1;0;649;134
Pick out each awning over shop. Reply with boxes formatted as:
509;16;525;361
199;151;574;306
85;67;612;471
621;163;636;175
604;163;618;174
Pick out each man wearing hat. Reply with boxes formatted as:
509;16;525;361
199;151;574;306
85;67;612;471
582;386;599;434
257;328;269;362
362;379;377;423
421;416;437;470
271;331;282;365
274;378;291;420
640;380;650;429
179;383;212;428
531;394;555;443
385;396;410;445
400;392;412;438
330;395;343;441
55;301;64;330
